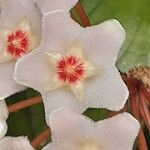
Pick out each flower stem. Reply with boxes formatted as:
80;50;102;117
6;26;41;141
75;0;90;27
139;83;150;132
138;130;148;150
8;96;42;113
31;128;51;148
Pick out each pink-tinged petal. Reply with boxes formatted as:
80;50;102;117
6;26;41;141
48;108;94;143
34;0;78;14
1;0;42;37
14;48;52;93
0;62;25;99
78;19;128;110
41;11;80;54
0;136;34;150
0;101;8;121
0;121;7;140
94;113;140;150
44;109;139;150
42;91;85;124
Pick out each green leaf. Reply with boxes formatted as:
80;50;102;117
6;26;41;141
84;108;109;121
5;89;50;149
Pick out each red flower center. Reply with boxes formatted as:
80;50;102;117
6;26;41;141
57;56;85;84
7;30;29;58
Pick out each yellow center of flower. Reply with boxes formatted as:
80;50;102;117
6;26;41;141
77;139;101;150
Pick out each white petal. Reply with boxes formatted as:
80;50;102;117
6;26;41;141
0;27;11;38
1;0;42;37
45;75;64;91
16;15;40;52
0;50;13;63
48;108;94;143
0;62;25;99
45;52;62;67
41;11;81;55
35;0;78;14
84;61;100;78
42;91;85;125
70;80;85;101
80;19;126;64
16;15;32;33
79;22;128;110
95;113;140;150
0;136;34;150
0;100;8;121
0;27;11;54
14;49;52;93
45;109;139;150
84;65;128;111
66;41;84;58
0;121;7;140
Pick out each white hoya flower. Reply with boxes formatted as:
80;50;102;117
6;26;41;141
0;136;34;150
34;0;78;14
43;108;140;150
14;10;128;124
0;0;42;99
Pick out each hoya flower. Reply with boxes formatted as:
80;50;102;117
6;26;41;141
34;0;78;14
0;136;34;150
0;0;42;99
14;11;128;123
43;108;139;150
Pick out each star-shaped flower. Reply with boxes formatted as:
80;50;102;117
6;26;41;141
45;44;99;101
34;0;78;14
14;11;128;124
43;108;140;150
0;0;42;99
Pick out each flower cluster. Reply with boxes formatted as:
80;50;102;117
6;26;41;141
0;0;140;150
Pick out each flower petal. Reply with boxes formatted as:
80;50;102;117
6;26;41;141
34;0;78;14
66;41;84;58
0;101;8;121
84;61;99;78
48;108;94;143
41;11;80;54
45;52;62;68
70;80;85;101
94;113;140;150
0;121;7;140
1;0;41;37
0;136;34;150
0;50;13;63
0;62;25;99
42;91;85;124
44;108;139;150
14;49;52;93
45;75;64;91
